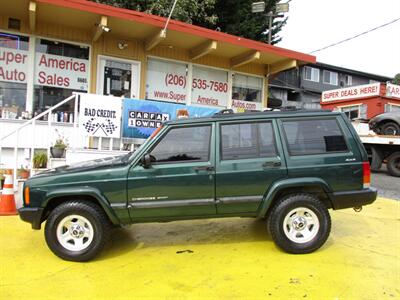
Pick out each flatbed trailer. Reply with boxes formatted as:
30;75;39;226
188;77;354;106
352;121;400;177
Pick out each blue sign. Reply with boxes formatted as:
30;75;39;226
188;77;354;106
122;99;219;139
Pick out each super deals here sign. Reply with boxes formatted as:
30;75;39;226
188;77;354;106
79;94;122;138
321;83;380;102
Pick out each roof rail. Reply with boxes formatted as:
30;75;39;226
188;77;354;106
213;109;234;116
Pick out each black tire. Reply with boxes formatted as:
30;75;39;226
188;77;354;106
268;194;331;254
45;201;111;262
387;152;400;177
381;122;400;135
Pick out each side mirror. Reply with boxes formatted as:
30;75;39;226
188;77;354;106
141;154;152;168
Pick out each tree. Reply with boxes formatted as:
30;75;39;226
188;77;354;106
393;73;400;85
215;0;286;44
92;0;286;44
92;0;218;28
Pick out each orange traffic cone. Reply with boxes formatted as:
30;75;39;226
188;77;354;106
0;170;17;216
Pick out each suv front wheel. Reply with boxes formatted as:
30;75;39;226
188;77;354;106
268;194;331;254
45;201;111;262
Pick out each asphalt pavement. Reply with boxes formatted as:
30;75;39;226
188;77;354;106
371;165;400;200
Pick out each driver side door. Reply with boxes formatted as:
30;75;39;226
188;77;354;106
127;123;216;221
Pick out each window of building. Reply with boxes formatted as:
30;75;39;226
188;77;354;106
221;122;276;160
146;58;188;104
385;103;400;112
191;65;229;108
282;119;348;156
33;39;89;120
232;73;263;103
0;32;29;119
345;75;352;86
304;66;320;82
149;126;211;163
340;105;361;120
323;70;338;85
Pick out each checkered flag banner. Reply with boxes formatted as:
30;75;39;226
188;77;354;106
78;94;122;138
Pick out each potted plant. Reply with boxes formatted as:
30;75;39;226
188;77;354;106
51;138;68;158
18;165;30;179
33;151;48;169
50;130;68;158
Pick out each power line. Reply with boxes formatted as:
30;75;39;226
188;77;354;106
310;17;400;54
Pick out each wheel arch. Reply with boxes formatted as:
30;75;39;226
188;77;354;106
258;178;333;218
41;188;120;225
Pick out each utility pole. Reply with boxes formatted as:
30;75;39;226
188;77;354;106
252;1;289;45
267;11;273;44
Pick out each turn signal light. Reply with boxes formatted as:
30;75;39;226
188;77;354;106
362;162;371;188
24;185;30;205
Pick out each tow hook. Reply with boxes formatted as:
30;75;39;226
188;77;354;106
353;206;362;212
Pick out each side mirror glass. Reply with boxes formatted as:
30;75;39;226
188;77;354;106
141;154;152;168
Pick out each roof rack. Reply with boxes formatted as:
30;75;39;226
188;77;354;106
212;107;329;117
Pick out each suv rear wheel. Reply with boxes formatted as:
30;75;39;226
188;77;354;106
45;201;111;262
268;194;331;254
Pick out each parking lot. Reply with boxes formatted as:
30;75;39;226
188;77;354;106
372;167;400;200
0;197;398;300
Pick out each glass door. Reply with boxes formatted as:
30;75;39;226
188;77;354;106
97;56;140;98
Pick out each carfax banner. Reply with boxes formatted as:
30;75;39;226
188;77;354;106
122;98;218;139
79;94;122;138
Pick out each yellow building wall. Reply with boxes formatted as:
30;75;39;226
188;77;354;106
0;17;269;106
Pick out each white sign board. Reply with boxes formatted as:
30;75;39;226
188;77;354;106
34;53;89;91
0;48;29;84
79;94;122;138
386;83;400;99
191;66;229;107
146;58;187;104
321;83;380;102
231;99;262;112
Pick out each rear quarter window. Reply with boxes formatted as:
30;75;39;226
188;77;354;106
282;118;348;156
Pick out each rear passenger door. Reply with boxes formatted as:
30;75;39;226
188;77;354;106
215;120;287;214
279;116;363;192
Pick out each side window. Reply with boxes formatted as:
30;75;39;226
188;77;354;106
221;122;277;160
259;122;278;157
150;126;211;163
282;119;348;156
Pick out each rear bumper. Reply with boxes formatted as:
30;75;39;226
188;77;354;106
330;187;377;210
18;207;44;230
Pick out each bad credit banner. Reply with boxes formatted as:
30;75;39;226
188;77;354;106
79;94;122;138
122;98;218;139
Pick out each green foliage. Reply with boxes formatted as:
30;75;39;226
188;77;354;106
91;0;285;44
393;73;400;85
33;151;48;169
215;0;286;44
54;139;67;149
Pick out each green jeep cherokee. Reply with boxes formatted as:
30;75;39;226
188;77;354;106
19;110;377;261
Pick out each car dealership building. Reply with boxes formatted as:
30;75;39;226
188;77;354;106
0;0;315;170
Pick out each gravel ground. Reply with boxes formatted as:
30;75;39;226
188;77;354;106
371;165;400;200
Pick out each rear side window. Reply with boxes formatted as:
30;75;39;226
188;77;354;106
150;126;211;163
221;122;277;160
282;119;348;155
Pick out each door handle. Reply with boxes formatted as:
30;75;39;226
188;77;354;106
193;166;215;172
262;161;281;168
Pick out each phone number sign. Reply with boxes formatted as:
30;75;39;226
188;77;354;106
146;59;188;104
191;65;229;107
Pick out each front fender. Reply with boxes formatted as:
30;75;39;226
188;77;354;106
257;178;332;218
43;186;120;225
